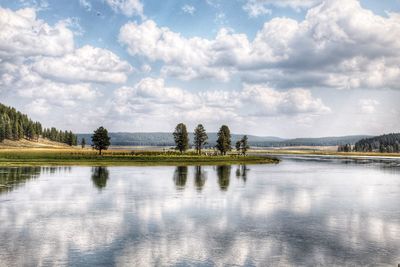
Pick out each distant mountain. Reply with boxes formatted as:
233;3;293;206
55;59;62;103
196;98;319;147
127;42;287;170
77;132;370;147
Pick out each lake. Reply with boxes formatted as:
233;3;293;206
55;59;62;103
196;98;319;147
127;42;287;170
1;157;400;266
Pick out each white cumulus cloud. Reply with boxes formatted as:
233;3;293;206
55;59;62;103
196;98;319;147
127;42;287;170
0;7;74;58
119;0;400;90
33;45;132;84
112;78;330;123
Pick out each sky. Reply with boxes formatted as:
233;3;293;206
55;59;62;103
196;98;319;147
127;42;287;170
0;0;399;138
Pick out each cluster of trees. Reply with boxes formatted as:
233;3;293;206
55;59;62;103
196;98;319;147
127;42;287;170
0;104;42;142
42;128;77;146
0;103;77;146
353;133;400;153
236;135;250;155
173;123;249;155
337;144;352;152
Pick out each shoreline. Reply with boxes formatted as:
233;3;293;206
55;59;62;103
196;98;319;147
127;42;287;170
0;149;279;167
251;150;400;159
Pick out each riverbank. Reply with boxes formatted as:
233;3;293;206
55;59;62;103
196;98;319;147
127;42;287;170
251;149;400;158
0;149;279;166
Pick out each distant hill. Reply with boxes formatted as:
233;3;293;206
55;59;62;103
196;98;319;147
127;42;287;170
77;132;370;147
271;135;371;147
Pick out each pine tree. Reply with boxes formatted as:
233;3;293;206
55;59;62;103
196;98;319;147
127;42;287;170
91;126;111;155
173;123;189;153
241;135;250;155
0;116;5;142
216;125;231;155
5;120;12;139
12;119;20;140
193;124;208;154
235;140;241;153
81;138;86;149
26;123;35;140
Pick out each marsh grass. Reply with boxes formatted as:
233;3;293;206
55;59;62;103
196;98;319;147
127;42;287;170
0;149;279;166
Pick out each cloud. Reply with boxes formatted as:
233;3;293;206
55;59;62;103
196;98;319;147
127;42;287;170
26;98;50;115
182;4;195;15
0;7;74;58
243;0;321;15
119;20;230;81
112;78;330;124
17;0;49;10
105;0;144;18
0;7;126;115
79;0;92;11
243;1;271;18
359;99;380;114
33;45;132;84
140;64;151;73
119;0;400;90
240;84;330;116
1;63;99;107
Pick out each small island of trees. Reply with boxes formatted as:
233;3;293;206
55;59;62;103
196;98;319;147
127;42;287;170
172;123;250;156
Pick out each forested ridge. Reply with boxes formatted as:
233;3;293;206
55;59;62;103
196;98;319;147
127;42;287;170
0;103;77;146
354;133;400;153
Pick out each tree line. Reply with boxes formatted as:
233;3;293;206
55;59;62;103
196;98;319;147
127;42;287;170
173;123;249;155
338;133;400;153
0;103;77;146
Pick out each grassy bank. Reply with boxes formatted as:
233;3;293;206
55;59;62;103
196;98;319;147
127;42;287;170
0;149;279;166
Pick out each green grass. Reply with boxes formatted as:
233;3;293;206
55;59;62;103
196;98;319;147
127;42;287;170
0;149;280;166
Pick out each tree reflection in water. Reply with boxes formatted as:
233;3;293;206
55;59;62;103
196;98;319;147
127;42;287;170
194;166;206;191
217;165;231;191
236;165;249;182
0;167;41;194
91;167;110;190
173;166;188;190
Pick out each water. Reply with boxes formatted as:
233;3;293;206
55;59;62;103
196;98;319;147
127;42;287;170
0;158;400;266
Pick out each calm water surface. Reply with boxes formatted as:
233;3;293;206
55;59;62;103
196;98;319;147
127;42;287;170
0;157;400;266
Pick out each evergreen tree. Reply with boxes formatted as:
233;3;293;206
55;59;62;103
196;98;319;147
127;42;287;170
91;126;111;155
216;125;231;155
26;123;35;140
193;124;208;154
5;120;12;140
18;122;23;139
81;138;86;149
12;120;20;140
235;140;241;153
240;135;250;155
73;134;78;146
173;123;189;153
66;131;74;146
0;117;4;142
